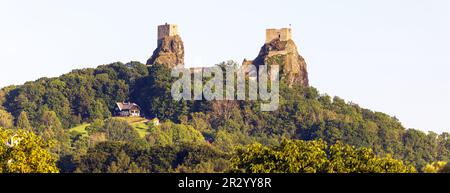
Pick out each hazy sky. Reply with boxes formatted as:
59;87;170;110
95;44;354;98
0;0;449;133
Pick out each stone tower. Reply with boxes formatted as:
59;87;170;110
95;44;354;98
157;23;179;45
265;28;292;43
147;23;185;68
244;27;309;87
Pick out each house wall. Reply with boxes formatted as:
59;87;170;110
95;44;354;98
118;111;130;117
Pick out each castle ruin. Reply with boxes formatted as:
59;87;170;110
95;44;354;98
246;27;309;87
147;23;184;67
157;23;179;45
265;28;292;43
147;24;308;87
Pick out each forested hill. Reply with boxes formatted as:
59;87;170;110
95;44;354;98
0;61;449;172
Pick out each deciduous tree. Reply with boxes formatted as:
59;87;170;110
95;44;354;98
0;128;59;173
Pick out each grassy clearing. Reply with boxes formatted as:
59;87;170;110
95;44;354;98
69;123;90;136
132;122;150;138
114;117;151;137
69;117;151;138
114;117;148;124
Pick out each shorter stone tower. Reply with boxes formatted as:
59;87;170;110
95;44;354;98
265;28;292;43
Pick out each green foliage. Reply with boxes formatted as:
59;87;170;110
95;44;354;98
107;150;147;173
174;144;230;173
16;111;32;130
74;141;228;173
231;140;328;173
74;142;138;173
38;110;71;156
217;83;450;170
69;123;90;136
145;121;205;146
0;89;6;107
131;64;190;121
0;128;59;173
98;118;140;142
422;161;447;173
231;139;416;173
1;61;449;173
440;163;450;173
0;109;14;129
3;62;148;128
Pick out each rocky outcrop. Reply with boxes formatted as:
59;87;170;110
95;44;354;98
249;38;309;87
147;35;184;68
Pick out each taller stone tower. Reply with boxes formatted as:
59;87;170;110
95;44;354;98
157;23;179;45
147;23;184;68
244;27;309;87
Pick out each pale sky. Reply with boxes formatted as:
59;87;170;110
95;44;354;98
0;0;449;133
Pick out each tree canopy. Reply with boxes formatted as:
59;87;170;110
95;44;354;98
0;128;59;173
0;61;448;173
231;139;416;173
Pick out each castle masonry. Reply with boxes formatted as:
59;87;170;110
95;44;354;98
158;23;179;45
266;28;292;43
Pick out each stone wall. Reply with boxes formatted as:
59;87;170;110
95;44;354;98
158;24;179;44
265;28;292;43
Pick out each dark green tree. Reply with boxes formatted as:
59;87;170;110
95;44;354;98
0;109;13;129
101;118;139;142
16;111;32;130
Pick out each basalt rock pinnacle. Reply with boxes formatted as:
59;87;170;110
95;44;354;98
245;28;309;87
147;23;184;68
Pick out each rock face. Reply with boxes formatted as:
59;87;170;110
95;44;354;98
247;28;309;87
147;35;184;68
147;24;184;68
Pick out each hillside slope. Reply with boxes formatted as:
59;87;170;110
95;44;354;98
1;61;449;171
